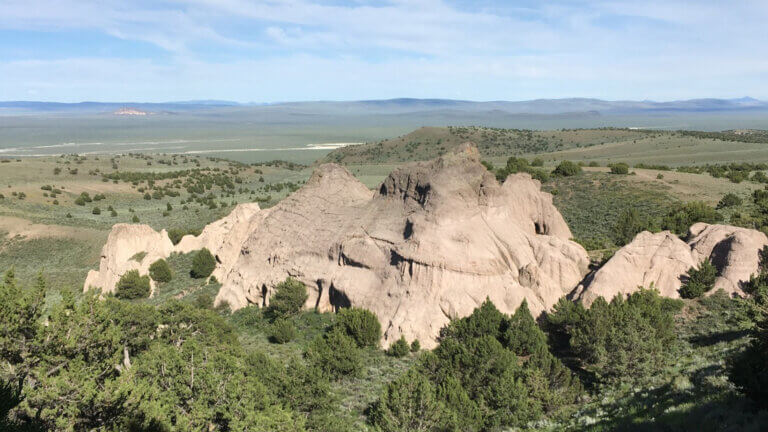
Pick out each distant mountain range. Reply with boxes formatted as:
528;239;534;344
0;97;766;116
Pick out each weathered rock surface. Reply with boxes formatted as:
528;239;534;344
576;223;768;305
85;145;590;347
176;202;262;281
574;231;696;306
216;144;590;347
688;223;768;293
84;224;175;295
84;203;262;295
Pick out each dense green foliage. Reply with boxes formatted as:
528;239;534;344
190;248;216;279
547;289;683;382
728;247;768;407
370;300;583;431
494;156;550;183
386;336;410;358
614;207;656;246
267;278;309;320
0;270;356;431
680;260;717;298
304;328;362;380
115;269;151;299
270;319;297;344
609;162;629;174
717;192;743;209
661;201;722;235
552;160;582;177
333;307;381;348
548;172;674;251
148;258;172;283
167;228;202;245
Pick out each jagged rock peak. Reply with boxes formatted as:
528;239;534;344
377;142;498;209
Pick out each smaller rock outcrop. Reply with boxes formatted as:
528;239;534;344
84;203;262;295
83;224;175;295
576;223;768;305
176;203;262;281
688;223;768;294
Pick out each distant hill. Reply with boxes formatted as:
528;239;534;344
321;126;768;165
1;97;765;116
321;126;650;163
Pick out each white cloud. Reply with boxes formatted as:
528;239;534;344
0;0;766;100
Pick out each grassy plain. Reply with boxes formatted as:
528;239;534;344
2;123;768;430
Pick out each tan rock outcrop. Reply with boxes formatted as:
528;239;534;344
176;202;262;281
85;145;590;347
574;231;696;306
83;224;175;295
576;223;768;305
688;223;768;294
84;203;261;295
216;144;589;347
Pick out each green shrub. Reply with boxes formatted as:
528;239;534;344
588;161;600;167
550;289;683;382
609;162;629;174
368;370;450;432
305;329;362;380
729;253;768;407
194;292;214;309
717;193;743;209
386;336;410;357
266;278;308;320
410;339;420;352
148;259;172;283
167;228;201;245
115;270;150;300
131;215;140;223
614;208;655;246
372;299;583;430
679;260;717;298
552;160;581;177
91;207;101;215
531;157;544;167
269;319;297;344
333;307;381;348
190;248;216;279
661;201;722;235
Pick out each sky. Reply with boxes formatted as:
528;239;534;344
0;0;766;103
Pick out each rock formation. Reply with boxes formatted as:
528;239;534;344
84;224;175;295
215;144;589;347
85;144;591;347
176;202;262;281
575;223;768;306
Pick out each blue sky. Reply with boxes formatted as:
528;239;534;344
0;0;766;102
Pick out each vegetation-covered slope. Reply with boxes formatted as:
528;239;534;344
323;126;768;166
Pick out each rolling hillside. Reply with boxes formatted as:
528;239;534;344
322;126;768;166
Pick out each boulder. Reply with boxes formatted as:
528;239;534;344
576;223;768;305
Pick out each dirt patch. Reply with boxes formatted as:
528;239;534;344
0;216;101;241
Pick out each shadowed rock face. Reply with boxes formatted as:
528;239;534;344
215;144;590;347
575;223;768;305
